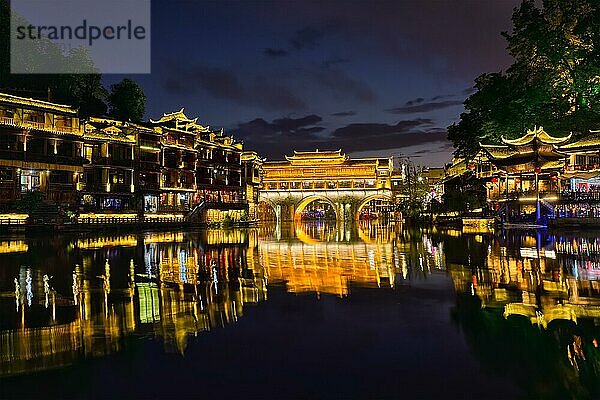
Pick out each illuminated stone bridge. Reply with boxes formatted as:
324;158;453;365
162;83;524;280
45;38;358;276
259;150;396;221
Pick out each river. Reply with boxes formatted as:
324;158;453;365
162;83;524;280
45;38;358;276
0;222;599;399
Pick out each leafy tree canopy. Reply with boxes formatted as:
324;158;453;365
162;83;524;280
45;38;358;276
449;0;600;158
108;79;147;122
0;0;145;120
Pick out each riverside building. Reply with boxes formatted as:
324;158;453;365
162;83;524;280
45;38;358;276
460;126;600;225
0;93;249;223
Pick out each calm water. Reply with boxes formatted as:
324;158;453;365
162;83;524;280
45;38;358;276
1;222;600;399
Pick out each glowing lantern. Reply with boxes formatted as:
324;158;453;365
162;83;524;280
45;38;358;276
491;177;498;183
551;175;558;181
534;167;541;174
468;164;475;170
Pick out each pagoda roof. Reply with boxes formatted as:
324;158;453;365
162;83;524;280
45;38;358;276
149;108;210;133
479;144;520;159
501;126;571;146
285;149;348;165
559;130;600;150
84;118;136;143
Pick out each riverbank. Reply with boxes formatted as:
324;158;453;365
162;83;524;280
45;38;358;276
0;216;258;235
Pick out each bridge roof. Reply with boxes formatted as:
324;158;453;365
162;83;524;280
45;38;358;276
285;149;348;165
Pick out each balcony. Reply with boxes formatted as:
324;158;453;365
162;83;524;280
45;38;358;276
139;181;160;190
559;190;600;202
161;182;195;191
565;164;600;171
24;153;86;167
93;156;134;168
140;160;161;172
108;183;133;193
0;149;25;161
0;117;80;134
158;204;190;212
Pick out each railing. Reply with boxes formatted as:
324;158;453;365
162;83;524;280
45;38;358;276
139;182;160;190
108;183;132;193
75;216;138;224
565;164;600;171
24;153;86;166
93;157;134;168
560;191;600;202
0;117;80;134
158;204;190;212
161;183;195;190
0;217;26;225
139;161;161;171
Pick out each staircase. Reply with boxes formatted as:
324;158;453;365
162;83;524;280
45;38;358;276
185;201;205;223
539;198;555;214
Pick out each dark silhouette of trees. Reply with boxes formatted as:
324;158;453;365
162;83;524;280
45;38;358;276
449;0;600;158
108;79;147;122
0;0;145;120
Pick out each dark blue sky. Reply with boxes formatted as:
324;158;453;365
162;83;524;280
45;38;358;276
106;0;519;165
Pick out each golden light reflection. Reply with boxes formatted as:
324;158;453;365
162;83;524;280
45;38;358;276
0;240;28;253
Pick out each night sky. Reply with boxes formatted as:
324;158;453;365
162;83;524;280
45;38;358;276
106;0;519;165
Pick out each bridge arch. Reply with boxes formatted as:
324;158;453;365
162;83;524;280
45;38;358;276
294;196;340;221
257;199;278;221
355;194;394;221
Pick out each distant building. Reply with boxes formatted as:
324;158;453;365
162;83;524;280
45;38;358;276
260;149;394;221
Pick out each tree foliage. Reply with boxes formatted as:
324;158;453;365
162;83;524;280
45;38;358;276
449;0;600;158
0;0;145;120
15;190;45;214
108;79;147;122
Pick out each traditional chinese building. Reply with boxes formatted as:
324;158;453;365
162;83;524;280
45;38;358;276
479;127;570;224
241;151;264;221
149;110;200;213
260;149;394;221
80;117;136;212
0;93;85;211
0;93;251;223
554;131;600;219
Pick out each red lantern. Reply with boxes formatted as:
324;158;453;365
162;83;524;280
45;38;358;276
534;167;541;174
468;164;475;170
551;175;558;181
491;177;498;183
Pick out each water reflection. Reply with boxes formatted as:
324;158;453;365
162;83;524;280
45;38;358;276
0;222;445;377
2;223;600;398
448;229;600;399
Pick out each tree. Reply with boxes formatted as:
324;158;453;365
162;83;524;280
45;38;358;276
15;190;45;214
449;0;600;158
108;79;147;122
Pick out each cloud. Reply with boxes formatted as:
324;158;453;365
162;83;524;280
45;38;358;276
264;48;289;57
321;58;350;68
387;99;464;114
163;65;306;111
329;120;448;152
290;19;342;50
234;114;448;158
331;111;356;117
404;97;425;106
311;65;375;103
234;114;325;142
462;86;476;95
